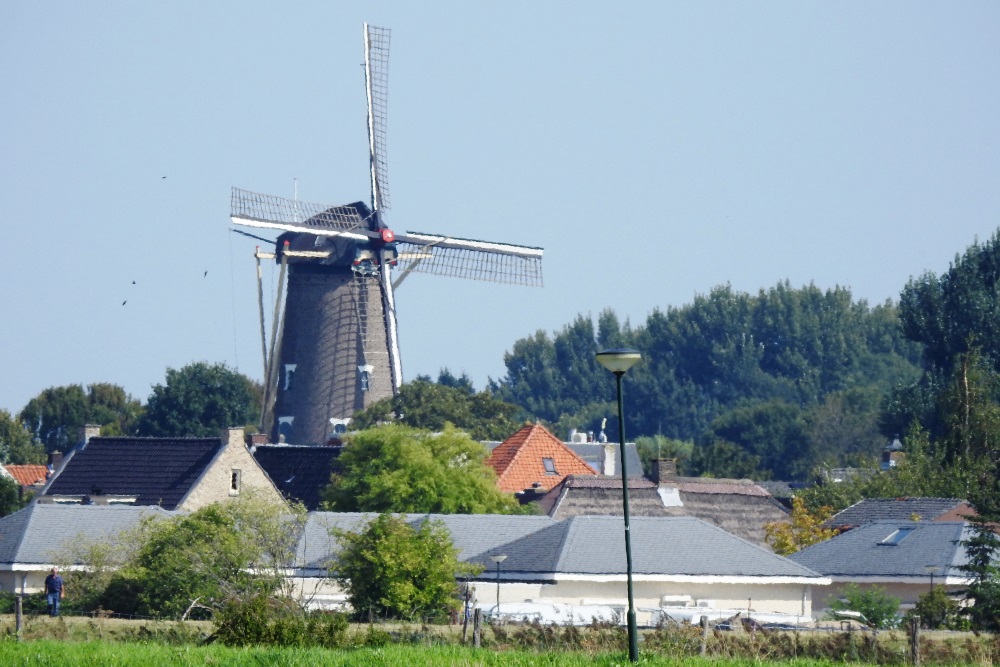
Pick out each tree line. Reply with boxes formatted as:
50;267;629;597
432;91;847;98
492;281;922;480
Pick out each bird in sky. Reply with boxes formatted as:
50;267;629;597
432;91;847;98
122;300;127;306
203;271;208;277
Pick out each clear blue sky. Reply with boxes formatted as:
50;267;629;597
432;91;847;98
3;1;999;414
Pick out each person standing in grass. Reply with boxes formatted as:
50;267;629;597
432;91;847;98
44;567;63;617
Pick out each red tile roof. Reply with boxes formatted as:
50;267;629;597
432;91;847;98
5;464;49;487
486;423;598;493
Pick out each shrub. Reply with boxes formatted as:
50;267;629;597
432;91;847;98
828;583;901;629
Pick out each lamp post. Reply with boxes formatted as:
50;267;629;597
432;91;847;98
925;564;937;594
491;554;507;616
596;347;642;663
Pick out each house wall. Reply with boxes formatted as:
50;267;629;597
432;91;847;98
813;581;964;612
0;570;51;594
178;428;286;511
291;574;817;622
527;580;813;621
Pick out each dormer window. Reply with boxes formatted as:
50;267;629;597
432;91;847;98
543;458;558;475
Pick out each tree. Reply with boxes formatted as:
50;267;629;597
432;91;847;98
701;399;812;480
321;424;521;514
633;435;693;477
0;408;42;464
332;513;478;621
19;383;142;453
101;493;303;619
0;476;25;518
764;496;838;556
688;440;762;480
349;379;520;442
137;362;261;437
828;583;901;629
907;586;964;630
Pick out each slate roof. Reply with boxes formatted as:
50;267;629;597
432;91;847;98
43;437;222;510
252;445;342;510
789;520;972;581
4;465;49;487
294;512;823;583
486;423;598;493
823;498;972;530
0;503;173;567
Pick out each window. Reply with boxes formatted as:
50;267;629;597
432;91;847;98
879;527;915;546
543;458;558;475
230;469;242;495
358;364;374;392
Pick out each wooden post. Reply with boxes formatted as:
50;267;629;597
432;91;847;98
700;615;709;656
910;616;921;667
461;589;470;644
15;594;23;641
473;608;482;648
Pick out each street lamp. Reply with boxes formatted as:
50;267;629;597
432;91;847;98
596;347;642;663
924;564;937;593
491;554;507;616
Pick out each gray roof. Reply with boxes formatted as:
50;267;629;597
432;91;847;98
297;512;822;582
789;520;972;580
293;512;558;570
0;503;174;567
824;498;970;529
43;436;223;509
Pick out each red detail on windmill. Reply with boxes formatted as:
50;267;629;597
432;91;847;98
380;229;395;243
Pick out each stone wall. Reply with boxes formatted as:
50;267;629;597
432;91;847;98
178;428;286;511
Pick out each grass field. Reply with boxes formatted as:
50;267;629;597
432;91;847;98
0;640;906;667
0;615;993;666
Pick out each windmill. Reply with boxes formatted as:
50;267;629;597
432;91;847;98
231;24;543;445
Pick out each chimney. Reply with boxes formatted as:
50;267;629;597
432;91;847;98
653;459;677;484
602;444;617;476
249;432;269;446
47;450;64;475
78;424;101;450
221;427;246;451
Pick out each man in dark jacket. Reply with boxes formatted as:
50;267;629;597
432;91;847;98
44;567;64;617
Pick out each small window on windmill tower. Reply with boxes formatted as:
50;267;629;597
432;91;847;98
358;364;374;392
543;458;558;475
230;469;242;495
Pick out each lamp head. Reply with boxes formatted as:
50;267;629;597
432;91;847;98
596;348;642;374
490;554;507;564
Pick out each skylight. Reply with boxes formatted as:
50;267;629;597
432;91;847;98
543;458;558;475
879;527;916;546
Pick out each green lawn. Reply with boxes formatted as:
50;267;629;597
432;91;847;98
0;640;888;667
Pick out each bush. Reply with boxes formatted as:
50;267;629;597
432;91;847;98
332;513;479;622
828;583;901;629
213;594;348;647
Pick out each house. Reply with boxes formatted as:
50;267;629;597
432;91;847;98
39;427;285;511
788;520;974;612
0;503;174;593
485;423;601;495
0;505;829;624
538;460;790;548
823;498;974;531
291;512;828;624
3;464;49;498
251;444;342;510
